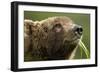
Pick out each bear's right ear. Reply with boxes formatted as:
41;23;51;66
24;19;34;35
24;19;34;27
24;19;34;30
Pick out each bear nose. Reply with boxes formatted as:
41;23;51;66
74;26;83;35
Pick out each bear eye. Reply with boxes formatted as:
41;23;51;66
53;23;62;30
54;23;62;28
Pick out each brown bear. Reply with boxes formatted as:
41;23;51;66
24;16;83;61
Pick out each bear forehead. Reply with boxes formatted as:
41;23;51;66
42;16;73;25
40;16;73;25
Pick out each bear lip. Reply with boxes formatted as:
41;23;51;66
75;31;82;38
64;35;82;44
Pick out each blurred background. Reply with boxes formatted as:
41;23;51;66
24;11;90;60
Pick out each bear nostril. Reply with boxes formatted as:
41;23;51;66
75;26;83;35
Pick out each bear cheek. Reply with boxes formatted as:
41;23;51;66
63;30;74;41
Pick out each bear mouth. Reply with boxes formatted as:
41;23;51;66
65;34;82;44
72;30;83;42
73;37;81;43
74;34;82;41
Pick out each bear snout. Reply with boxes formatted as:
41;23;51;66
74;25;83;35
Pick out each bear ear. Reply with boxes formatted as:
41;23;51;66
53;23;62;33
24;19;34;35
24;19;34;26
24;19;34;29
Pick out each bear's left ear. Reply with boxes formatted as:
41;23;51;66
53;23;62;33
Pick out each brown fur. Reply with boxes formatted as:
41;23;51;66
24;16;80;61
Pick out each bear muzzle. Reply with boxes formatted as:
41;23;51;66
73;25;83;38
